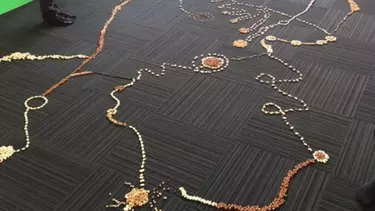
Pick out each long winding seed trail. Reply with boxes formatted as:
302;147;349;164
42;0;133;97
0;1;363;211
0;0;135;164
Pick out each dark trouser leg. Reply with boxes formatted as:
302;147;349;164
39;0;54;14
357;179;375;206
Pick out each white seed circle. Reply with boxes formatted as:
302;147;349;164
24;95;48;110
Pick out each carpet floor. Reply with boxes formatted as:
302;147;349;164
0;0;374;211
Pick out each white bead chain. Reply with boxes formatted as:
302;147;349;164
214;0;317;42
108;71;147;186
262;53;313;152
277;0;316;26
178;0;191;15
107;71;172;211
270;9;331;35
17;96;49;153
17;108;31;153
129;125;147;187
139;53;229;77
231;50;313;152
213;0;357;46
179;187;217;207
211;0;347;47
0;95;48;163
110;90;121;111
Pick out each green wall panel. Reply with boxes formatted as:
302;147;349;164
0;0;33;15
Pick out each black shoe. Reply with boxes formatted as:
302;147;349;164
53;4;76;19
42;10;75;26
356;179;375;207
56;11;76;20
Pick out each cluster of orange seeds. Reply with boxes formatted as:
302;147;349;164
125;188;150;208
106;109;127;126
201;57;224;69
216;159;316;211
347;0;360;12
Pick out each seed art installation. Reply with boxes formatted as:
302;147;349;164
0;0;361;210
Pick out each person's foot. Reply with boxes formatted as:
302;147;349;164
356;179;375;207
52;4;76;19
42;10;75;26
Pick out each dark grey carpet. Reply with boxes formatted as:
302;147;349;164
0;0;375;210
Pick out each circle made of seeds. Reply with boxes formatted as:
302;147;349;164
191;53;229;74
201;56;224;70
24;95;48;110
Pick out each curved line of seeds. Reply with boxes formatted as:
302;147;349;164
180;159;316;211
217;0;318;45
106;71;171;211
136;53;229;77
0;0;134;164
0;0;359;210
178;40;330;210
263;0;360;48
225;0;360;48
232;39;330;161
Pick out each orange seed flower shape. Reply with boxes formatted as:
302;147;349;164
239;28;250;34
201;57;224;69
125;188;149;208
233;39;248;48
